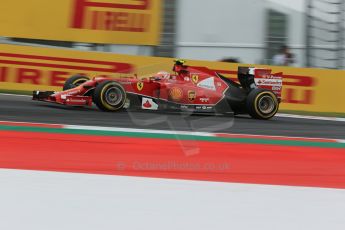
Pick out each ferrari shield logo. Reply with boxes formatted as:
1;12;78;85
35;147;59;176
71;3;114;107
188;90;196;102
191;74;199;84
137;81;144;91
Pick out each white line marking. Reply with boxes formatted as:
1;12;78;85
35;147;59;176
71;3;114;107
0;120;63;127
215;132;345;143
0;93;31;97
65;125;215;137
277;113;345;122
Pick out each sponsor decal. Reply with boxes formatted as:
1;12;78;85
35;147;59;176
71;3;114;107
191;74;199;84
141;98;158;110
137;81;144;91
265;75;281;79
255;78;283;86
200;98;209;103
282;75;315;105
195;105;214;111
169;87;183;102
0;0;160;45
66;98;87;103
60;91;80;99
272;86;282;91
0;52;133;87
188;90;196;102
71;0;151;32
197;77;216;91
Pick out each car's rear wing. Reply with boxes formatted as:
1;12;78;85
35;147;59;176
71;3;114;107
238;67;283;100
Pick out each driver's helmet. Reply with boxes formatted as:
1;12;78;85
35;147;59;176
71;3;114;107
154;71;170;79
173;59;186;72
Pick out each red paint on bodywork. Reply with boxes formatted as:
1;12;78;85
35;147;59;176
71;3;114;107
44;64;231;106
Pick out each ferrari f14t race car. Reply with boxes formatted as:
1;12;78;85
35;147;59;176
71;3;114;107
33;60;283;119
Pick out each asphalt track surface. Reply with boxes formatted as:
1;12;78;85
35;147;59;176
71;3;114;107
0;94;344;139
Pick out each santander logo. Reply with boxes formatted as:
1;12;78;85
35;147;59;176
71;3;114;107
143;100;152;108
141;98;158;110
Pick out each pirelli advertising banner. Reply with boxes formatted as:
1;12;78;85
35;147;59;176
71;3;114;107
1;43;345;114
0;0;161;45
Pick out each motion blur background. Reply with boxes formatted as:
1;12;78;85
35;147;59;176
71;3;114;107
1;0;344;69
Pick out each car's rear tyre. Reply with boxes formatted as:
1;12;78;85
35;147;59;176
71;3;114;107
63;75;89;91
246;89;279;119
93;80;127;112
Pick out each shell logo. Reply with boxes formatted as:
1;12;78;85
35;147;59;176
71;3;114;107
169;87;183;102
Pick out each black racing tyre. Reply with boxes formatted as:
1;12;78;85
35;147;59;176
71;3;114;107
246;89;279;120
93;80;127;112
63;75;89;91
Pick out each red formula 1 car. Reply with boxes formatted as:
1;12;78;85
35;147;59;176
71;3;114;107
33;60;283;119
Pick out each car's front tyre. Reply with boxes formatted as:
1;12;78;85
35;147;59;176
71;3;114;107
93;80;127;112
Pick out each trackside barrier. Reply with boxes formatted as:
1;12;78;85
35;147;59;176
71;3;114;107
0;0;161;45
0;43;344;113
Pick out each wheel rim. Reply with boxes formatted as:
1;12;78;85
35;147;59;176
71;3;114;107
104;86;123;106
258;95;275;114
